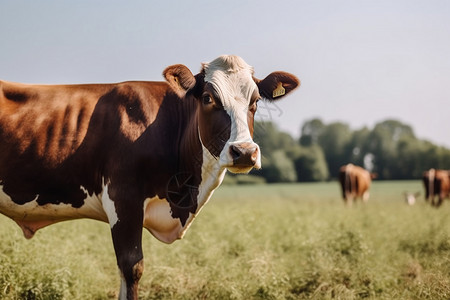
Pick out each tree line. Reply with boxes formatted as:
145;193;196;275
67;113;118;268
232;118;450;183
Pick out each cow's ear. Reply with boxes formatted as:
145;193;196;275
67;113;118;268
163;64;196;97
255;71;300;101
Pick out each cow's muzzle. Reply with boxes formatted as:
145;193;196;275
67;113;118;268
228;142;260;171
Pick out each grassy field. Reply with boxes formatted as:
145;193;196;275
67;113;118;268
1;181;450;299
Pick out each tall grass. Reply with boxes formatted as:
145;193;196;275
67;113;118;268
1;181;450;299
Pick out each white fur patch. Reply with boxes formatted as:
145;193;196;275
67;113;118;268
142;140;227;244
119;272;127;300
101;181;119;228
142;196;182;243
405;194;416;205
0;183;107;223
178;142;227;239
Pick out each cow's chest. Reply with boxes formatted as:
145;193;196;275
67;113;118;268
142;196;183;244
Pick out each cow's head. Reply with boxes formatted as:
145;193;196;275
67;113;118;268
164;55;299;174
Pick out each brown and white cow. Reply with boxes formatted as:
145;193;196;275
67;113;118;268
0;55;299;299
338;164;375;205
423;168;450;207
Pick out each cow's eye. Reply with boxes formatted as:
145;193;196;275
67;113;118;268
250;98;260;109
202;95;213;105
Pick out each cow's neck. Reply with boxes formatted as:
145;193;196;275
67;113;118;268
173;96;226;229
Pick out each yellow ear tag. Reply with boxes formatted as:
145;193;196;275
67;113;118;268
273;82;285;98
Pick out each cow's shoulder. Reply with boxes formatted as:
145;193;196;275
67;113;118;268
0;80;39;105
110;81;170;101
94;81;171;142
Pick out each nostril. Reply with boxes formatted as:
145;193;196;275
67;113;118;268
230;145;242;160
230;144;258;167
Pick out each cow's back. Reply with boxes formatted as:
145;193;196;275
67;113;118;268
0;80;169;165
0;81;112;165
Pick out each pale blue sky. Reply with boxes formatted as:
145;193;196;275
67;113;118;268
1;0;449;147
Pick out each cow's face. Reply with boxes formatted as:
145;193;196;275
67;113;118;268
164;55;299;174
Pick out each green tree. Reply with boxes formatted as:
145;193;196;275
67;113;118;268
318;122;352;178
253;118;450;182
253;121;298;183
392;137;422;179
260;150;297;183
254;121;297;155
294;145;329;182
366;119;416;179
299;118;325;146
343;127;371;167
418;141;450;171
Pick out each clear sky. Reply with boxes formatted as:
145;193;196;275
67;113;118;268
1;0;449;147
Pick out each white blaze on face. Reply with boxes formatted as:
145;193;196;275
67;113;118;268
203;55;261;171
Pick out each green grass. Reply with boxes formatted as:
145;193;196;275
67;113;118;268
1;181;450;299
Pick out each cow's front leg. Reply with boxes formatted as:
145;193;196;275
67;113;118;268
431;195;439;207
111;214;144;300
436;194;445;207
345;193;353;206
104;183;145;300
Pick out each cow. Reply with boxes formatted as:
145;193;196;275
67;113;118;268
403;191;420;205
338;164;375;205
0;55;299;300
422;168;450;207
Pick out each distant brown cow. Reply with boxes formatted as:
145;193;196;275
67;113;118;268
423;169;450;207
339;164;374;205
